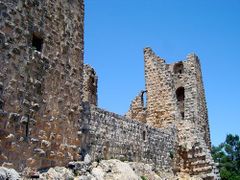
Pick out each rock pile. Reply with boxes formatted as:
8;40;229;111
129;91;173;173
0;167;20;180
1;159;176;180
38;159;167;180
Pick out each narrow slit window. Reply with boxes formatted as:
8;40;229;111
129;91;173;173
0;99;3;110
32;34;43;52
176;87;185;120
181;112;184;119
143;130;146;141
141;90;147;109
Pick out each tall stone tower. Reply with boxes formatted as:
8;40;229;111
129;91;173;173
127;48;218;179
0;0;84;171
143;48;211;148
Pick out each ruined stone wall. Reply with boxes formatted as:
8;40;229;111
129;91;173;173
137;48;180;128
169;54;211;149
0;0;84;171
125;91;146;123
83;64;98;106
0;0;218;178
127;48;211;149
81;104;177;172
192;56;211;148
127;48;218;179
169;55;216;178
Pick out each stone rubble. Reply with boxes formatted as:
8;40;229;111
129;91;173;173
21;159;172;180
0;167;20;180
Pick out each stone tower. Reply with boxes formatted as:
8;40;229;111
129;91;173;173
0;0;84;171
127;48;218;179
1;0;219;178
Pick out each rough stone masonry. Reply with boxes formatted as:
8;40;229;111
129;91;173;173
126;48;219;179
0;0;219;179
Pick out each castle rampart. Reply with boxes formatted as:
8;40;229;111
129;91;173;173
0;0;218;179
80;103;177;172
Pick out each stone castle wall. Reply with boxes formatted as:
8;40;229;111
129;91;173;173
0;0;218;178
169;54;211;148
125;90;147;123
80;104;177;172
144;48;181;128
0;0;84;171
126;48;218;179
0;1;178;174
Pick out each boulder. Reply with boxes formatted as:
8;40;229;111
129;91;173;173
39;167;74;180
0;167;20;180
92;159;139;180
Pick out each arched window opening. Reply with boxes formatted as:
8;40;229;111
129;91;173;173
176;87;185;101
173;62;184;74
176;87;185;120
141;90;147;109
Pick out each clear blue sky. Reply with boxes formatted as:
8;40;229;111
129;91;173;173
85;0;240;146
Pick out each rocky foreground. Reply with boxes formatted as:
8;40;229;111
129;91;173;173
0;158;177;180
0;157;204;180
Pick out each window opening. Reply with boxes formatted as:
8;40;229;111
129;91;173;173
0;99;3;110
176;87;185;120
24;114;30;141
141;90;147;109
173;62;184;74
176;87;185;101
181;112;184;119
143;130;146;141
32;34;43;52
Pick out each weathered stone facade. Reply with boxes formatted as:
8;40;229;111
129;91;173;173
0;0;84;171
83;64;98;106
126;48;219;179
0;0;218;179
80;104;176;172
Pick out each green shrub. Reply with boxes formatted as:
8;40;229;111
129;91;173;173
141;176;148;180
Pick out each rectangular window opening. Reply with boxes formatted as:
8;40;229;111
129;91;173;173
32;34;43;52
181;112;184;120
